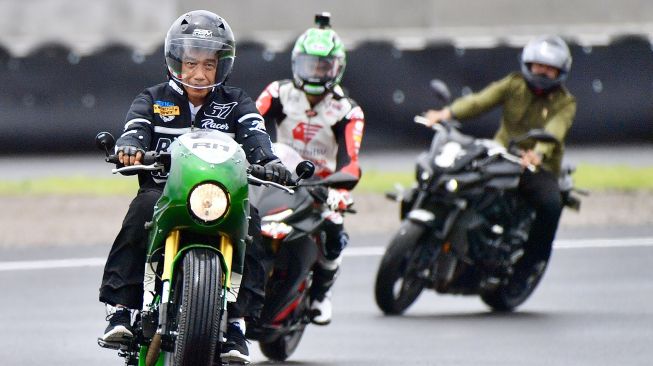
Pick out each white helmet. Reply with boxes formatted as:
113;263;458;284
520;35;572;91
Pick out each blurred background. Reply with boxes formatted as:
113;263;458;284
1;0;653;154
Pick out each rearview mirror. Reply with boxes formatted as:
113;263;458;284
296;160;315;180
522;129;558;144
95;132;116;155
508;129;559;153
430;79;452;105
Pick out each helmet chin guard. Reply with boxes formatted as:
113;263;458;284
520;35;572;92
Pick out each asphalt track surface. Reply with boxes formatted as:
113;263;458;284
1;228;652;366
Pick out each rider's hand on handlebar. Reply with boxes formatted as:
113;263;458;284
520;150;542;169
423;108;452;126
326;188;352;211
263;159;294;185
117;146;144;166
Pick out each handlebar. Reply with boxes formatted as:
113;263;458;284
248;165;357;213
106;151;166;175
415;115;537;172
414;115;462;131
246;165;296;194
496;152;537;173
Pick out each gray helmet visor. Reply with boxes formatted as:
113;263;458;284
292;54;342;84
165;36;235;89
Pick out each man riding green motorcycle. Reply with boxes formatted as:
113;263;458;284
98;10;292;364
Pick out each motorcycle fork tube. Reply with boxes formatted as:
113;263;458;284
412;190;428;210
434;200;466;240
159;230;180;336
270;238;281;254
220;235;234;303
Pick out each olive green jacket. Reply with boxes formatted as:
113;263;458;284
449;72;576;175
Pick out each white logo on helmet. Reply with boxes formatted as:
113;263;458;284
193;29;213;38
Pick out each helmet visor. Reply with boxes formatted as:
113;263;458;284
165;36;235;89
293;54;342;84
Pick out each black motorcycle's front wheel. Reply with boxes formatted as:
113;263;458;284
171;248;223;366
374;220;430;315
258;322;307;361
481;258;549;312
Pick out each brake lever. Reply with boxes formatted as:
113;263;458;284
112;163;165;175
247;174;295;194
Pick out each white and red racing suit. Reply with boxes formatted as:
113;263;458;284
256;80;364;186
255;79;365;300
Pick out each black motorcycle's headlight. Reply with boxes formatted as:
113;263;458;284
445;179;459;192
188;182;229;222
416;164;432;183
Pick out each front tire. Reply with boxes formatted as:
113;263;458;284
172;248;223;366
481;259;549;311
374;221;430;315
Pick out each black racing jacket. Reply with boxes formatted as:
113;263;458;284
116;80;278;188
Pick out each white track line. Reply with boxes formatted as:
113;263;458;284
1;237;652;271
0;257;107;271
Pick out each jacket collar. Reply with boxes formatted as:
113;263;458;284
167;79;219;104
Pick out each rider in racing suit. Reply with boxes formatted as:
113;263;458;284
424;35;576;283
98;10;291;364
255;13;365;325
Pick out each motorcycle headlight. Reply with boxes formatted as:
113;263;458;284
188;183;229;223
445;179;459;192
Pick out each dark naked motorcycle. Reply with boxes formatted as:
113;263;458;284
374;81;585;314
247;144;356;361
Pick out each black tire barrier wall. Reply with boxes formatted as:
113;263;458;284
1;36;651;154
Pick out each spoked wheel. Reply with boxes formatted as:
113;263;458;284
374;221;432;315
481;259;549;312
258;323;307;361
170;248;224;366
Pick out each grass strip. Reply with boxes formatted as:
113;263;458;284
1;164;652;196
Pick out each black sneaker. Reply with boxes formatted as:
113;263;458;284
100;308;133;345
220;322;250;364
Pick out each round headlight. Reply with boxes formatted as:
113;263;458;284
445;179;458;192
188;183;229;222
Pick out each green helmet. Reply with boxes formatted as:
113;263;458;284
291;13;346;95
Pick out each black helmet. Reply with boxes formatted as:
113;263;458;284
164;10;235;89
520;35;572;92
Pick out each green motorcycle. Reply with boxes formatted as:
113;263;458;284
95;130;293;366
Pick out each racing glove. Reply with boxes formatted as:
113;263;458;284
263;159;294;185
116;145;144;166
326;188;353;211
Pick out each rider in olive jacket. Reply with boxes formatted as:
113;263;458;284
448;72;575;175
424;35;576;285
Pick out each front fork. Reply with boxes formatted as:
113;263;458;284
139;230;235;364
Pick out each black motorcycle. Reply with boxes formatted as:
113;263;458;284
374;99;584;314
247;145;356;361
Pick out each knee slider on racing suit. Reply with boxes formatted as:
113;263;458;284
321;219;349;261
